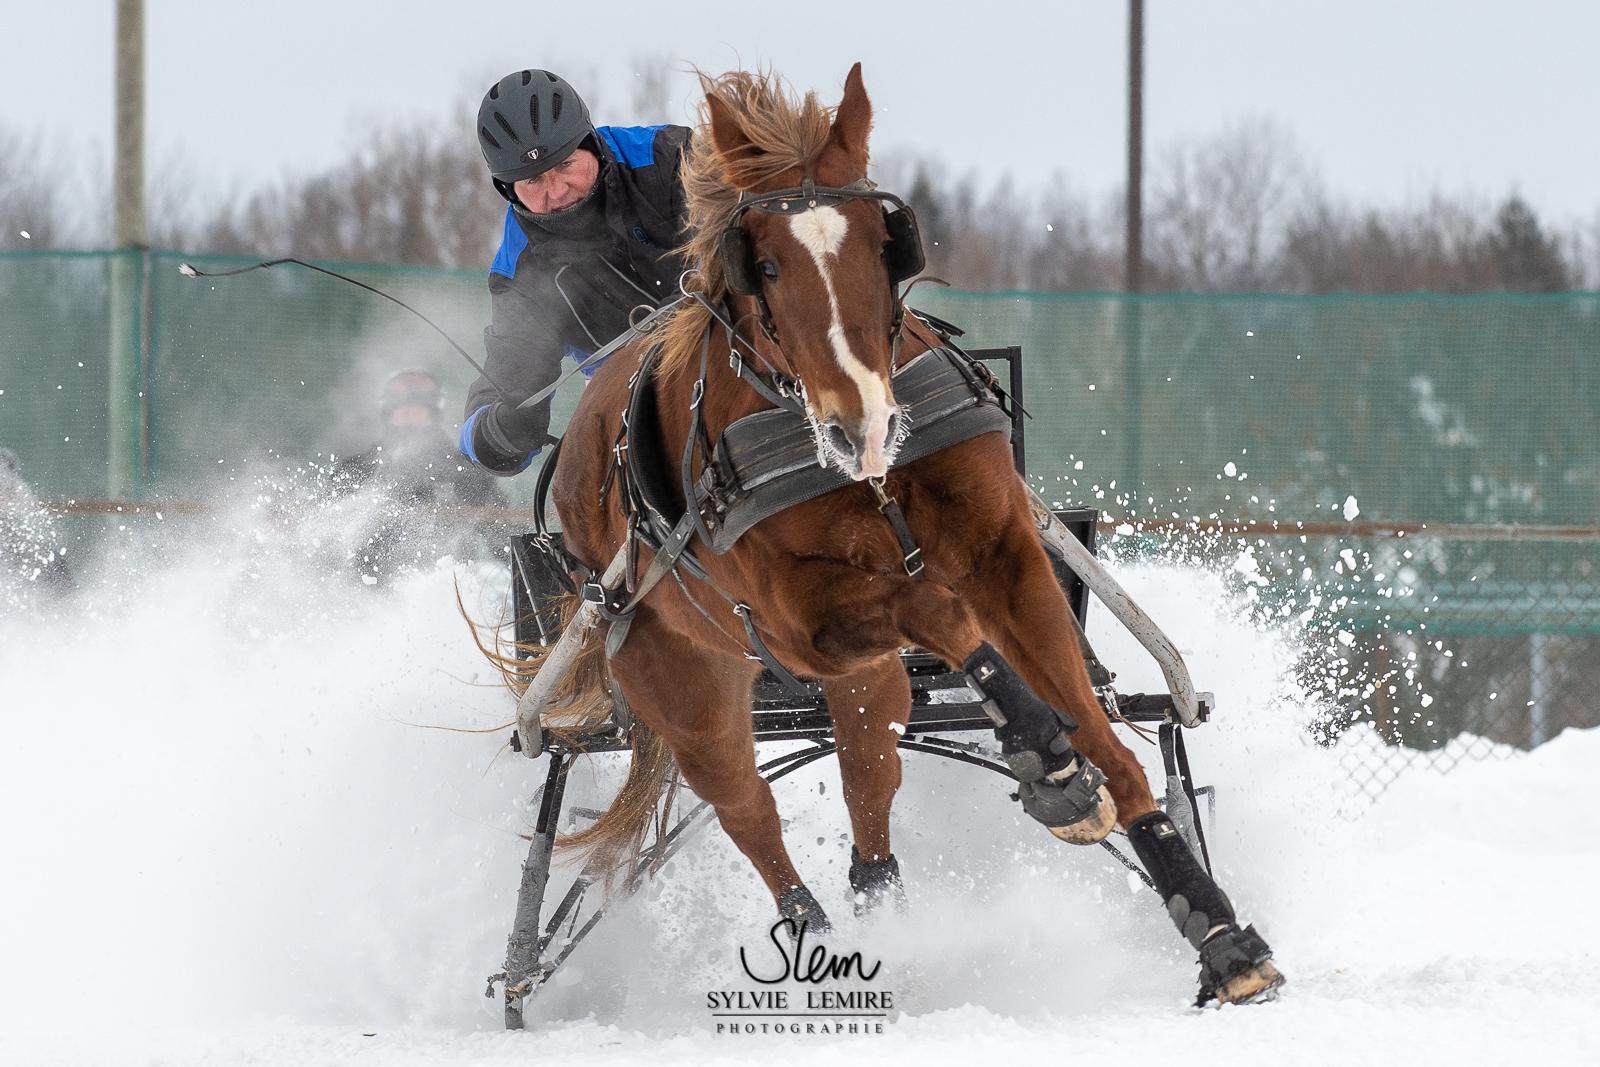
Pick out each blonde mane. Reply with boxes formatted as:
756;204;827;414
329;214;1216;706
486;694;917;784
655;69;836;378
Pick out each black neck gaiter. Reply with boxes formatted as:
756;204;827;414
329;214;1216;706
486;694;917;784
517;176;609;244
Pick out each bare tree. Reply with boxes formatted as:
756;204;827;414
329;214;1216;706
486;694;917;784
1031;178;1122;292
630;54;675;126
164;109;504;267
0;126;65;250
1148;118;1305;291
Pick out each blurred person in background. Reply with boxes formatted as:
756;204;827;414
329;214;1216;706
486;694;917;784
458;69;693;478
335;369;505;506
0;446;75;611
333;371;509;587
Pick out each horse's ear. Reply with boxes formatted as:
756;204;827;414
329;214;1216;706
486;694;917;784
707;92;764;190
826;62;872;171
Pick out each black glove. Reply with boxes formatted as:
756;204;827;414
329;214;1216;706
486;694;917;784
471;399;551;474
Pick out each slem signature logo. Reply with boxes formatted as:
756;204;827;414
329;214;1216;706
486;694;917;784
740;918;882;983
706;919;895;1036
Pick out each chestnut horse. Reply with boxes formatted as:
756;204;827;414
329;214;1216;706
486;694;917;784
542;65;1282;1004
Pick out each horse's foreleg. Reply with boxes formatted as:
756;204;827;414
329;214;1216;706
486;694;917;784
823;656;911;914
961;527;1158;826
965;520;1284;1005
609;615;830;930
804;573;1117;846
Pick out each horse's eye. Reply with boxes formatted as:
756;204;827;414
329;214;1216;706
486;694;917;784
759;260;780;282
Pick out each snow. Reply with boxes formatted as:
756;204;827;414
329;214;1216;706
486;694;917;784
1;510;1595;1066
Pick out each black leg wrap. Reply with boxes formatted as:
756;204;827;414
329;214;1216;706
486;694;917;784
1128;811;1279;1004
963;642;1078;782
1126;811;1235;948
777;884;832;935
848;848;907;916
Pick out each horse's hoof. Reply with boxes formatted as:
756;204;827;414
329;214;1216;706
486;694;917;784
777;884;833;935
1214;960;1285;1005
1198;924;1285;1006
1016;755;1111;844
848;848;907;916
1046;785;1118;844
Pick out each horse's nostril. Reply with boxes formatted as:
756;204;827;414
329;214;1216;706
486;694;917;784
825;423;854;458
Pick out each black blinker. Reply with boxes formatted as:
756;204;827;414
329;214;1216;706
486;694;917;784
719;227;760;296
883;206;925;284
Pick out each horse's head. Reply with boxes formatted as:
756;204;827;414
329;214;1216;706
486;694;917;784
704;64;922;481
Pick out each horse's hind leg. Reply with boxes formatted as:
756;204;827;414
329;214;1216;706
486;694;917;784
823;655;911;914
607;615;831;930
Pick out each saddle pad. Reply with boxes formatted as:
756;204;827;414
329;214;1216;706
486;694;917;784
704;346;1012;553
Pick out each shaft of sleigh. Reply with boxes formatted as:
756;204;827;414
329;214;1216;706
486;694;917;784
515;544;630;757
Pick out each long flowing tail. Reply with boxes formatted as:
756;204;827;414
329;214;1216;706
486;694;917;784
558;720;677;886
461;588;676;886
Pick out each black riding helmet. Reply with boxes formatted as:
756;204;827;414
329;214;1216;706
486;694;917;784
477;69;596;202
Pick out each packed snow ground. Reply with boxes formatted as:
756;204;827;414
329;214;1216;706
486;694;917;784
1;506;1595;1066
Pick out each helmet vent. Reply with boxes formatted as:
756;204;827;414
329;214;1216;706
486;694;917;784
488;84;500;101
479;125;501;151
493;111;521;146
520;70;532;86
551;92;564;124
528;95;539;135
545;70;558;82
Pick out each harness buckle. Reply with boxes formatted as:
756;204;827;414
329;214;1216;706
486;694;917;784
689;379;704;410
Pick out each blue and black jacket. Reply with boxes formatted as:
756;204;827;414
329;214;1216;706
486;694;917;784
460;124;693;474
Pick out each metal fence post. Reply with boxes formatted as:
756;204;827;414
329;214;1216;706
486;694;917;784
1529;631;1549;747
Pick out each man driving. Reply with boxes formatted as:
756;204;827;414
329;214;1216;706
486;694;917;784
459;69;693;476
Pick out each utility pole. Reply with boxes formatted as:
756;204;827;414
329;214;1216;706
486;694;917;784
1122;0;1145;510
1125;0;1144;296
108;0;146;499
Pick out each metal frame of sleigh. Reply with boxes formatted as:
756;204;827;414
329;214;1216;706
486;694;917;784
488;345;1224;1030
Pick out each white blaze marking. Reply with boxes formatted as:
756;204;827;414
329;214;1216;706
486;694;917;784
788;207;898;478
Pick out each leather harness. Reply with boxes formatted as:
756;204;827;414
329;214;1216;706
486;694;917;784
528;175;1005;689
534;305;1012;694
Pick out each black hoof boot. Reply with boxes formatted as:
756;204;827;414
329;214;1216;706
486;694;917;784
777;884;832;936
964;643;1115;842
1197;924;1284;1006
1127;810;1285;1005
848;847;906;917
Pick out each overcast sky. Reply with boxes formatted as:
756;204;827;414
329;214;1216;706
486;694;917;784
3;0;1598;223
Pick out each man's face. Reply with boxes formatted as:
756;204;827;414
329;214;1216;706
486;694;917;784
386;404;436;430
513;149;600;214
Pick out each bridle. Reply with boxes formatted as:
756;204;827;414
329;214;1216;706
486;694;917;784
716;176;925;349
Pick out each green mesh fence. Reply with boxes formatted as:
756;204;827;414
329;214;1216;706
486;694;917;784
3;251;1597;769
6;254;1596;522
911;288;1600;528
0;249;590;506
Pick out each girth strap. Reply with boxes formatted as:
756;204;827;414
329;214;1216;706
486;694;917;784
733;604;811;697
